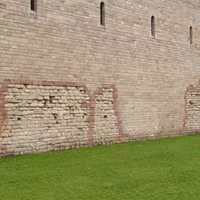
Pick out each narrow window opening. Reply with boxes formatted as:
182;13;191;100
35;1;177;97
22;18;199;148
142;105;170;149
151;16;155;38
189;26;193;45
31;0;36;12
100;2;105;26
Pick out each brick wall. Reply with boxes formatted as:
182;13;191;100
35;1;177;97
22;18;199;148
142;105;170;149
0;0;200;155
0;81;122;156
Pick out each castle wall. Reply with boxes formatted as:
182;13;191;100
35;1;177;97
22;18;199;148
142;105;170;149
0;0;200;155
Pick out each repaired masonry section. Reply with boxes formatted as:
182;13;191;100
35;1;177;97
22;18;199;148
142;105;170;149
0;80;123;156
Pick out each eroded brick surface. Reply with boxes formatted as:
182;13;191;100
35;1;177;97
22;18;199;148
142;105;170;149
94;87;120;144
1;84;91;155
185;85;200;131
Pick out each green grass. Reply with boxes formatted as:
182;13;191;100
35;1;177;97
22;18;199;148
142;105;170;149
1;135;200;200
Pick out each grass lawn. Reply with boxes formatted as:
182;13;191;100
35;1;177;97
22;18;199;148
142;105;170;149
0;135;200;200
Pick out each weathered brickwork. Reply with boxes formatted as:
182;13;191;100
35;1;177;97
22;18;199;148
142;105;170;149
94;87;120;143
0;81;121;156
0;0;200;155
184;84;200;131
